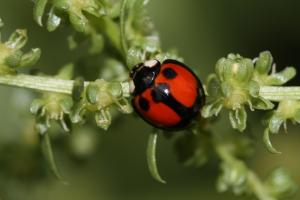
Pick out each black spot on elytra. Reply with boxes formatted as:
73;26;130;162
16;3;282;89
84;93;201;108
162;68;177;79
139;97;150;111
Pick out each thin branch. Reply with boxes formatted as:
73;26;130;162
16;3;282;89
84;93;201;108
0;74;130;97
0;74;300;102
259;86;300;102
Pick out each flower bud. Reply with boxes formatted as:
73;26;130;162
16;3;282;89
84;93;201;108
216;54;254;85
255;51;273;75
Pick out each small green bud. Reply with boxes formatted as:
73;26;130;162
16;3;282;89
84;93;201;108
69;12;88;33
95;110;111;130
53;0;70;10
255;51;273;75
59;97;73;113
5;29;28;50
47;7;62;32
229;107;247;132
5;50;22;68
252;97;274;110
268;114;284;134
268;67;296;86
86;83;100;104
20;48;41;67
108;82;122;97
216;54;254;85
201;100;223;118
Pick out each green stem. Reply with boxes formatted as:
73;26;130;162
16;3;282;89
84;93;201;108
0;74;300;102
0;74;130;97
259;86;300;102
120;0;128;56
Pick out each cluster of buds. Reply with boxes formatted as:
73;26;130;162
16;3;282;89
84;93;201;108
33;0;105;32
202;52;296;132
72;79;132;130
0;20;40;75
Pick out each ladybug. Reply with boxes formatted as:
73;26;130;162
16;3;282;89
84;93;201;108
130;59;205;131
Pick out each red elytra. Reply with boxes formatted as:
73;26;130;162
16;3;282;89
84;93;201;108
131;59;205;131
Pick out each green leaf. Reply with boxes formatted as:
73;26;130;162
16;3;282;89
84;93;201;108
229;107;247;132
263;129;281;154
146;132;166;184
20;48;41;67
33;0;48;26
40;133;67;183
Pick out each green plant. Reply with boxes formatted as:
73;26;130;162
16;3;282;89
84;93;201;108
0;0;299;200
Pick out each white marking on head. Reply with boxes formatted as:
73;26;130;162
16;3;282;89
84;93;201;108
129;80;135;94
143;59;158;68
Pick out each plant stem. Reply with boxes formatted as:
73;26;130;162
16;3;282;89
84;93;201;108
259;86;300;102
0;74;130;97
0;74;300;101
120;0;128;56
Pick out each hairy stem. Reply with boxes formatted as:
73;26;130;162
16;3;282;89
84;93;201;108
259;86;300;102
0;74;300;102
0;74;130;97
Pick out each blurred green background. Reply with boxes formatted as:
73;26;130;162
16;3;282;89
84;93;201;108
0;0;300;200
